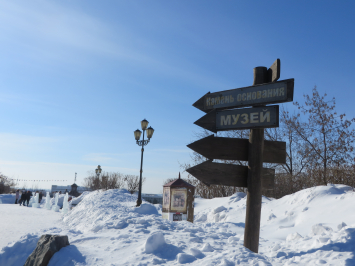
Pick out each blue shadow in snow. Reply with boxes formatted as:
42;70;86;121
280;228;355;266
0;234;39;266
150;244;183;261
47;245;86;266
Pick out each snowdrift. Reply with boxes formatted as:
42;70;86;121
0;194;16;204
0;184;354;265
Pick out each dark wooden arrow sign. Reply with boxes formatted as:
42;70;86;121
186;160;275;190
193;78;293;113
194;105;279;133
187;134;286;164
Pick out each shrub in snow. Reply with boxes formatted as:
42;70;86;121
144;232;166;253
176;253;195;264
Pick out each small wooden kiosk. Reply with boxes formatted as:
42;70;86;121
162;173;195;223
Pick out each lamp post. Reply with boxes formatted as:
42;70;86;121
95;165;102;179
134;119;154;207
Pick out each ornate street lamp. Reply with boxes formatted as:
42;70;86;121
95;165;102;179
134;119;154;207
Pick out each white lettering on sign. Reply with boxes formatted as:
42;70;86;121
250;112;259;123
241;114;249;124
260;110;270;122
221;115;231;126
232;114;240;125
219;110;271;126
207;95;234;106
206;85;286;107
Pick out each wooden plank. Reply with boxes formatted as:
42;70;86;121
192;78;294;113
185;160;275;190
194;105;279;133
268;59;280;82
244;66;267;254
187;135;286;164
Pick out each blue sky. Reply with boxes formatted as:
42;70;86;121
0;1;354;193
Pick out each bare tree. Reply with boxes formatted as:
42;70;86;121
291;87;355;185
124;175;146;194
83;171;124;191
0;173;17;194
181;87;355;199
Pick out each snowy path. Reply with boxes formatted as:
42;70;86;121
0;204;62;249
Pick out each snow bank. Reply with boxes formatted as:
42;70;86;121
69;191;90;206
1;185;355;265
0;194;16;204
63;189;160;233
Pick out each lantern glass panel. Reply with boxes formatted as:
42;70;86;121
134;129;142;140
141;119;149;130
146;126;154;139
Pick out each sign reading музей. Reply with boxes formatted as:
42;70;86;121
194;105;279;133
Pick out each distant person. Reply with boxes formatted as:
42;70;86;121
26;191;32;207
39;191;43;203
15;190;20;204
20;191;26;206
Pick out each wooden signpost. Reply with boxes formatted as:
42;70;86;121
187;135;286;164
193;78;294;113
186;160;275;190
194;105;280;132
187;59;294;253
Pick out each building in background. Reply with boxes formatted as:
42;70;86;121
51;185;91;194
132;191;163;204
141;193;163;204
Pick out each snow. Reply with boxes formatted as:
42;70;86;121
0;194;16;204
0;184;355;265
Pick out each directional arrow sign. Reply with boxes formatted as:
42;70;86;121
186;160;275;190
194;105;279;133
187;135;286;164
193;78;293;113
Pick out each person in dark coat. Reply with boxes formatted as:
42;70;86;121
26;191;32;206
39;191;43;203
20;191;26;206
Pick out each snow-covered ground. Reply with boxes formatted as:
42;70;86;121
0;185;354;265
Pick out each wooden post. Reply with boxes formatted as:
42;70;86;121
244;67;268;253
